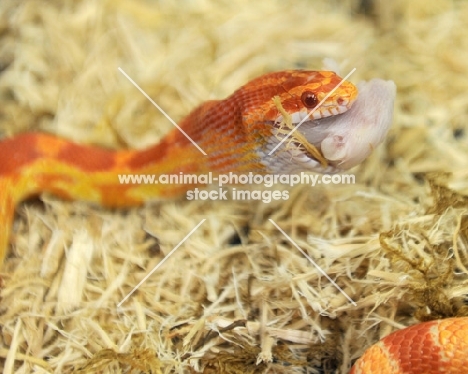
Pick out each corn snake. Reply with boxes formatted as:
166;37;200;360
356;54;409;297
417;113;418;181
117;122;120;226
0;70;392;261
2;69;466;372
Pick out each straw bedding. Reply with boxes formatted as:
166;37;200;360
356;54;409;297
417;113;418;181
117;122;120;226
1;0;467;373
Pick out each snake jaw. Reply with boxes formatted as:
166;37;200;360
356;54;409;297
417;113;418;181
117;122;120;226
312;87;357;119
288;100;351;124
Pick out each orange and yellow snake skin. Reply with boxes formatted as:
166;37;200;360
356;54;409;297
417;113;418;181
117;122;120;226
2;69;465;372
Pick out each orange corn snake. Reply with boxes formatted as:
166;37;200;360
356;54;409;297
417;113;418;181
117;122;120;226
0;70;394;263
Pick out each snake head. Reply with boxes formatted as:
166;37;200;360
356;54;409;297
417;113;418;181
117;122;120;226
238;70;357;128
256;72;395;174
274;70;358;122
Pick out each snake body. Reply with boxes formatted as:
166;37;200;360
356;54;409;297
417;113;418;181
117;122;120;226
3;69;463;372
350;317;468;373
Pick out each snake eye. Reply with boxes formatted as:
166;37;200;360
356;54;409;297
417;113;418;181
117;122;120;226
301;91;318;108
